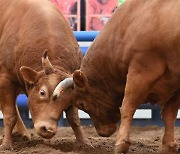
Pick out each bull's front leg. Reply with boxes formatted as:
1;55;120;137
13;105;31;140
0;98;17;150
115;62;164;153
115;94;140;153
65;105;89;145
0;76;20;150
161;93;180;153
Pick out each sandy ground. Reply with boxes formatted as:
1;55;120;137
0;125;179;154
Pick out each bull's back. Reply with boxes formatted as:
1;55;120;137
0;0;81;82
83;0;180;78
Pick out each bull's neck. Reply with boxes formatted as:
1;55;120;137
82;51;126;93
81;44;126;109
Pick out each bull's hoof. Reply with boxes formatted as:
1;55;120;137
23;133;31;141
13;130;31;141
12;132;31;141
80;141;94;149
21;131;31;141
161;142;178;153
77;138;94;148
0;143;13;151
114;140;130;154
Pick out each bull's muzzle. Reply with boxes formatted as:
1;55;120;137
34;121;57;139
95;123;117;137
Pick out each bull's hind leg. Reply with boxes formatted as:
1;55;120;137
13;105;31;140
161;93;180;153
115;57;165;153
65;105;89;144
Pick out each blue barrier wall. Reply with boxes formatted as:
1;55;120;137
73;31;99;41
74;31;99;55
0;31;180;127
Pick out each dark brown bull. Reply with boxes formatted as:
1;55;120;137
0;0;87;150
53;0;180;153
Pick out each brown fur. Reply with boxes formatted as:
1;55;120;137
0;0;86;150
72;0;180;153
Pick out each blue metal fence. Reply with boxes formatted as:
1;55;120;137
1;31;180;127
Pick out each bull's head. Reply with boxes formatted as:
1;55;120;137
20;51;74;139
53;70;120;137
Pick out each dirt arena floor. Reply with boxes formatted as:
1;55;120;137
0;125;180;154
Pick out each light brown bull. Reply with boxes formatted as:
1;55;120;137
0;0;87;150
53;0;180;153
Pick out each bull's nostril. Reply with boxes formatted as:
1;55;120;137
40;126;47;133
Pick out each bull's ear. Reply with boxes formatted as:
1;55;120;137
20;66;41;84
73;70;87;88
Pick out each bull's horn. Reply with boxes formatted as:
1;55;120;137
52;78;74;101
42;50;55;74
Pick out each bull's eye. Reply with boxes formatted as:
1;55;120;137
78;102;85;111
40;90;45;96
